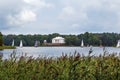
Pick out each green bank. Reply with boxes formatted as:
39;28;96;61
0;46;16;50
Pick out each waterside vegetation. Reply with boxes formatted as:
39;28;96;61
0;52;120;80
0;32;15;50
0;46;16;50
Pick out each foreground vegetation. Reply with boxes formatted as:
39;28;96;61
0;46;16;50
0;52;120;80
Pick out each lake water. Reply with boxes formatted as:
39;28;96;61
0;47;120;59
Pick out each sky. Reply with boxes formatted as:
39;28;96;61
0;0;120;35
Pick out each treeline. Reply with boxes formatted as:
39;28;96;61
3;32;120;46
0;32;3;46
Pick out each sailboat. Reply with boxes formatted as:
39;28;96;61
19;40;23;48
34;41;39;47
81;39;84;47
89;46;93;54
12;39;14;47
116;40;120;48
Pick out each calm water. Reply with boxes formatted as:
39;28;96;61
0;47;120;59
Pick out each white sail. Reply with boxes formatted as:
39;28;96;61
116;40;120;48
12;39;14;47
34;40;40;47
34;41;39;47
19;40;23;48
81;39;84;47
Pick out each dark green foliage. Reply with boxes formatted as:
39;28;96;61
0;52;120;80
0;32;3;46
65;35;80;46
3;32;120;46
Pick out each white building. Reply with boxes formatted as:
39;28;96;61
44;40;47;43
52;36;65;44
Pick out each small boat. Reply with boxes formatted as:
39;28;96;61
34;41;39;47
89;46;93;54
116;40;120;48
19;40;23;48
81;39;84;47
12;39;14;47
34;40;40;47
103;47;107;53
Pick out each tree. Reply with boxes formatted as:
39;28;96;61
2;32;120;46
0;32;3;46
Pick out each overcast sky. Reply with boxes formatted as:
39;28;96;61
0;0;120;35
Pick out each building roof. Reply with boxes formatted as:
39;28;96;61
52;36;64;40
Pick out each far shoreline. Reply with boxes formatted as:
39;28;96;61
0;46;16;50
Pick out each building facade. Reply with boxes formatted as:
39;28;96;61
52;37;65;44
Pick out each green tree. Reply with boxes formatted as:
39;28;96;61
2;32;120;46
65;35;80;46
0;32;3;46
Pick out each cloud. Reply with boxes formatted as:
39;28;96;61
72;24;79;28
58;6;76;20
58;6;87;23
23;0;54;9
1;0;120;34
57;0;120;33
6;0;54;27
7;9;36;26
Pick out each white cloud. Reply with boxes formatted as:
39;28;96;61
7;9;36;26
6;0;54;27
1;0;120;34
62;6;76;15
58;0;120;31
58;6;88;28
58;6;77;20
23;0;54;9
72;24;79;27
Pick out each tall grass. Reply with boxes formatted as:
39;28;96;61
0;52;120;80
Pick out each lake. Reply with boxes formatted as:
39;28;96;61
0;47;120;59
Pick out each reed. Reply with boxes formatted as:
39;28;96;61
0;52;119;80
